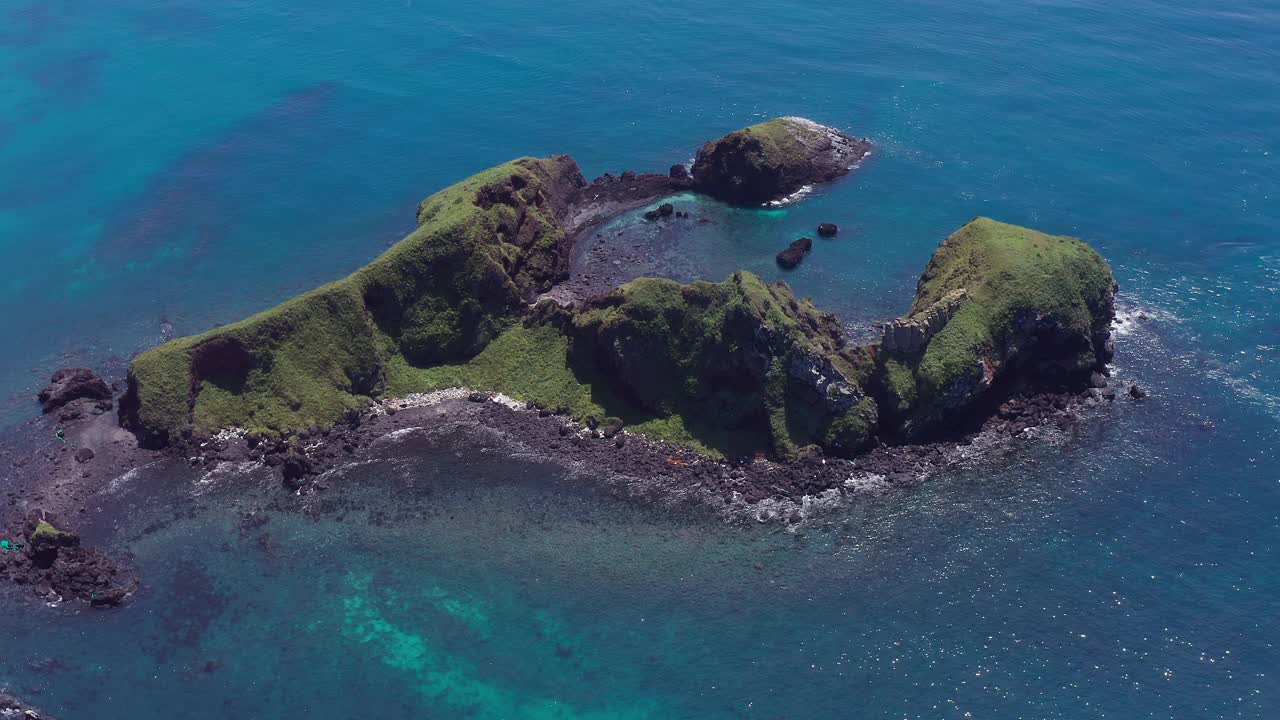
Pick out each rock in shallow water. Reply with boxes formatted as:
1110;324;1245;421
776;237;813;269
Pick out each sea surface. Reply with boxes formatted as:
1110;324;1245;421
1;0;1278;717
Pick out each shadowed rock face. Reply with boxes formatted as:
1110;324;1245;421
692;117;871;205
881;289;968;354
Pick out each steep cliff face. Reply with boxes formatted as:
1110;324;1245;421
121;156;586;445
876;218;1116;438
691;117;871;205
572;271;877;459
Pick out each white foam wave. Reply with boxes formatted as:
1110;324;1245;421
193;460;263;495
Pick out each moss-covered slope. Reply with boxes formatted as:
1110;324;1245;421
691;117;871;205
120;156;585;445
877;217;1116;438
571;272;878;459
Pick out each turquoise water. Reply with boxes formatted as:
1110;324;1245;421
1;0;1278;717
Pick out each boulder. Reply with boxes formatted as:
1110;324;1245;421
601;417;625;438
817;223;839;238
73;447;95;464
692;117;871;205
281;448;314;488
669;164;689;180
776;238;813;269
37;368;111;414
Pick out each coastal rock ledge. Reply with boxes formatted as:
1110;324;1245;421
0;693;55;719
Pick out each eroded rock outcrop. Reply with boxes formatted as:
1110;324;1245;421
1;512;134;607
775;237;813;269
692;117;871;205
37;368;111;414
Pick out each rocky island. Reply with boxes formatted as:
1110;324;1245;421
2;117;1123;608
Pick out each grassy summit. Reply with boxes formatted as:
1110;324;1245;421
121;156;585;445
878;218;1116;436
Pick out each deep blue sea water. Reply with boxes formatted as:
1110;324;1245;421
1;0;1278;717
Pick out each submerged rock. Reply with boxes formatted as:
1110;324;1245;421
776;238;813;269
37;368;111;414
817;223;839;238
691;117;871;205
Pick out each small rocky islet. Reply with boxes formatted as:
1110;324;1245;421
2;116;1132;612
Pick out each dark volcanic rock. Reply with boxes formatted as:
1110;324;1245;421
670;164;689;180
692;117;871;205
776;238;813;269
601;417;625;439
642;203;676;222
1;512;135;607
1128;384;1147;400
73;447;95;463
37;368;112;414
817;223;839;238
281;448;314;488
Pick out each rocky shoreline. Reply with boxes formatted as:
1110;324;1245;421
0;354;1145;610
0;692;55;719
